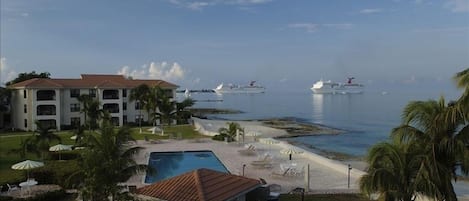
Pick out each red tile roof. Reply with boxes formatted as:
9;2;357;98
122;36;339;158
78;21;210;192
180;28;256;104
136;168;261;201
8;74;179;89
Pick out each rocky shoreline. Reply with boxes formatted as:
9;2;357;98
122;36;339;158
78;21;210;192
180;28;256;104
190;108;358;160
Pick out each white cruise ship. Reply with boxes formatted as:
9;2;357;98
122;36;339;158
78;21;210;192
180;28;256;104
214;81;265;93
311;77;364;94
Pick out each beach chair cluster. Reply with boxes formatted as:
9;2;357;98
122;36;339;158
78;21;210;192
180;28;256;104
238;144;257;156
250;154;274;169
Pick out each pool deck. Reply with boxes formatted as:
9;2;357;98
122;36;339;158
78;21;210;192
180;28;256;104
127;119;366;194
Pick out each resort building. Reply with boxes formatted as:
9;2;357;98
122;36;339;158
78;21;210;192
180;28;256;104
7;74;178;131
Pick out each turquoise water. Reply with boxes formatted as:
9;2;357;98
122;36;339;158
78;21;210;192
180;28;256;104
179;84;461;157
144;151;229;183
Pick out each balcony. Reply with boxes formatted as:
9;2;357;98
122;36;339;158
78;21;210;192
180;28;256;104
37;105;56;116
103;90;119;100
103;103;119;113
37;90;56;101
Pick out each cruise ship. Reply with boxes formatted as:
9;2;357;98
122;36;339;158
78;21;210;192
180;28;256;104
311;77;364;94
214;81;265;93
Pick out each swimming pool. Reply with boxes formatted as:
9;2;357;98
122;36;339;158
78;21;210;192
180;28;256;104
144;150;230;183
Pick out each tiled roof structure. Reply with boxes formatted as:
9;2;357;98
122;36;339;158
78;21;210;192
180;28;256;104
8;74;178;89
136;168;261;201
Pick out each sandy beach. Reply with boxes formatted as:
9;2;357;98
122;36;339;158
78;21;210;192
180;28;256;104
127;118;366;194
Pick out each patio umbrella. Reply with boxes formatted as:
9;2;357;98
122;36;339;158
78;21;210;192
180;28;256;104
49;144;72;160
11;160;44;180
70;135;77;140
280;148;304;160
259;138;280;152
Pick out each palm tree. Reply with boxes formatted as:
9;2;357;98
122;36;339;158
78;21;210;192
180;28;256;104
145;86;164;126
154;92;176;126
73;119;147;201
175;98;195;124
391;97;468;201
360;139;439;201
77;94;104;131
218;122;244;142
30;121;62;159
129;84;150;133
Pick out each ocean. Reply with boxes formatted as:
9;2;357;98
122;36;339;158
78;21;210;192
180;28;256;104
178;83;462;157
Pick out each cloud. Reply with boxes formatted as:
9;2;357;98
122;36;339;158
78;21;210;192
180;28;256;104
167;0;273;10
359;8;382;14
117;61;186;82
445;0;469;12
288;23;319;33
0;58;18;85
288;23;353;33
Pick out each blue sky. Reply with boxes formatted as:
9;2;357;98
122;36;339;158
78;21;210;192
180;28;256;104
1;0;468;90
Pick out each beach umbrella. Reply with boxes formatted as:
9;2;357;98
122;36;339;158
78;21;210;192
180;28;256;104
11;160;44;180
49;144;72;160
70;135;77;140
260;138;280;152
280;148;304;160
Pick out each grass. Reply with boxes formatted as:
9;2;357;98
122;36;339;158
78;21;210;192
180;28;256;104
129;125;207;140
279;194;370;201
0;124;206;185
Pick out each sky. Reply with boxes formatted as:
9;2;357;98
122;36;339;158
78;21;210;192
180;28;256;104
1;0;469;91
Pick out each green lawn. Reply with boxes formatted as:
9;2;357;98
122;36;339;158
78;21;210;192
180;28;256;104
0;124;207;185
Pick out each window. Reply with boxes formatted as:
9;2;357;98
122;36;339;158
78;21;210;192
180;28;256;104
135;115;144;123
103;103;119;113
24;104;27;113
70;103;80;112
71;117;80;127
89;89;96;98
24;119;27;128
123;102;127;111
23;90;27;99
111;117;119;126
122;89;127;97
123;115;127;125
135;101;143;110
70;89;80;98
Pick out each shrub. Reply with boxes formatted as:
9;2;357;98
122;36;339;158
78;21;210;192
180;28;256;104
211;134;233;142
31;160;81;188
49;150;80;160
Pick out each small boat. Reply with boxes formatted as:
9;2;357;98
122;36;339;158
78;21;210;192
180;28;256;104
311;77;364;94
184;88;191;97
214;81;265;93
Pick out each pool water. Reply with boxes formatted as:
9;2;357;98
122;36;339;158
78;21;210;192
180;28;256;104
144;150;230;183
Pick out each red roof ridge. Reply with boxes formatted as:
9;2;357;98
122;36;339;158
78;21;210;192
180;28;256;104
194;169;207;201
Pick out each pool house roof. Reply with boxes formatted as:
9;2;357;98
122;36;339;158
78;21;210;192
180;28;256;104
136;168;261;201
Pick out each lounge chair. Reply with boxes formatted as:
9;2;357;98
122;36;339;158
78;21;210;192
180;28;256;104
250;155;274;168
7;183;19;192
270;168;291;178
144;136;162;144
238;145;257;156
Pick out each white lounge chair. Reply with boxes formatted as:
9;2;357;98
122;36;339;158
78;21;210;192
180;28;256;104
7;183;19;191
